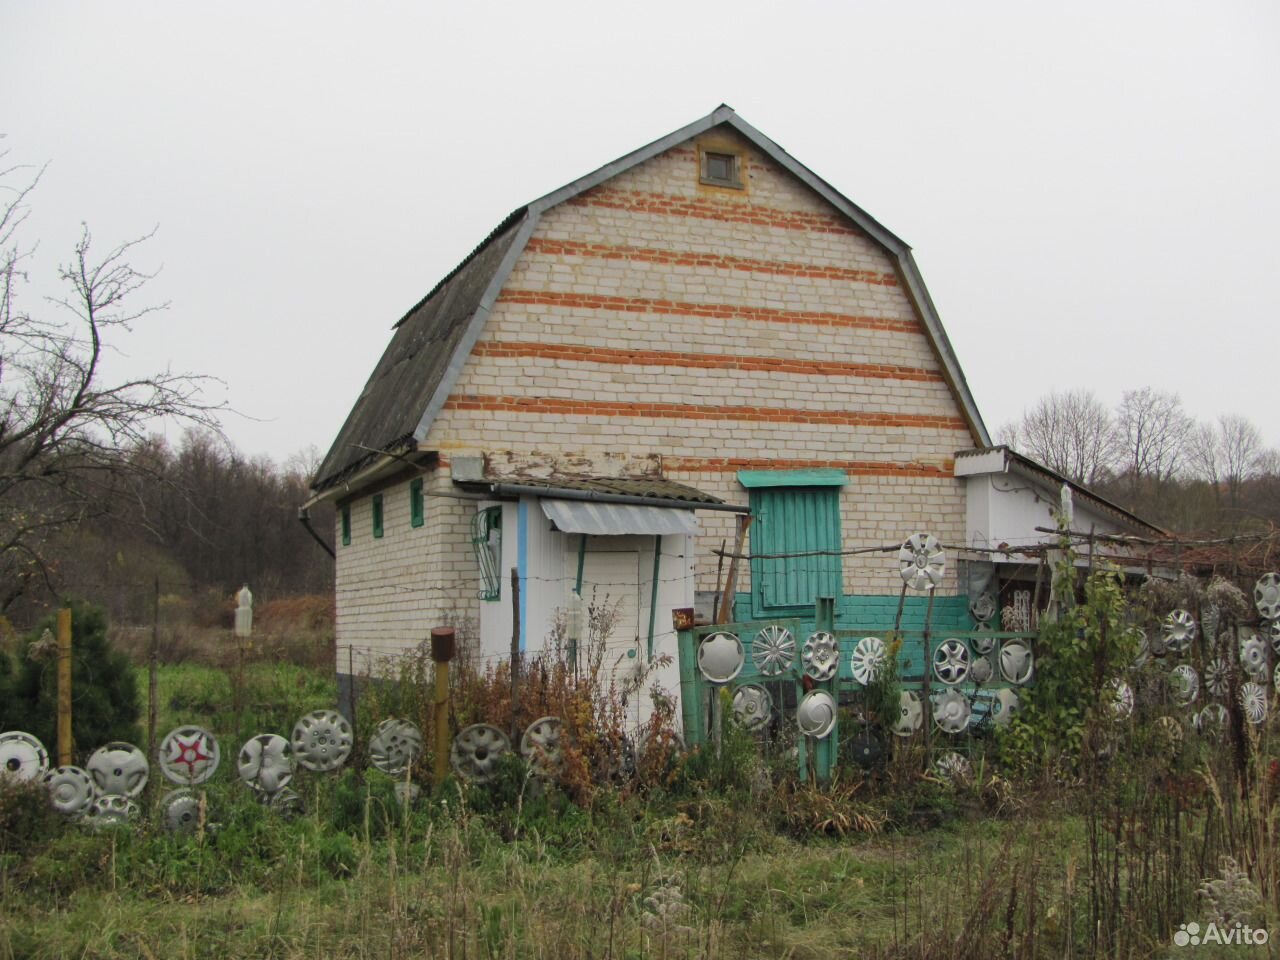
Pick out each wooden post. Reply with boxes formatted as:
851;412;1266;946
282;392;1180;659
56;608;72;766
148;577;159;766
430;628;455;787
510;568;521;744
717;515;752;624
921;588;936;757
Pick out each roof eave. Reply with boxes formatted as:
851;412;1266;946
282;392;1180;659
304;443;427;508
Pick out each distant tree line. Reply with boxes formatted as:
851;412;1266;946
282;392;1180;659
1000;388;1279;533
19;431;336;627
0;153;332;628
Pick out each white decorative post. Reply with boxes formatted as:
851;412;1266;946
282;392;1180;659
234;584;253;638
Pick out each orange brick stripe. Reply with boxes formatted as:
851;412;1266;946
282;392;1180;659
567;187;863;237
471;340;942;383
497;290;921;335
444;394;967;432
524;237;897;287
667;456;956;478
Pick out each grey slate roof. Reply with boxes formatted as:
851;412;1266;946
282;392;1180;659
312;213;526;490
312;105;992;493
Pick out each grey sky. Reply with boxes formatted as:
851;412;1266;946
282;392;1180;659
3;1;1278;468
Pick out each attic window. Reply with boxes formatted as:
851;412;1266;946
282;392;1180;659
700;149;743;189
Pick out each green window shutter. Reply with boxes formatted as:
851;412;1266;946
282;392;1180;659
372;494;384;539
749;485;842;609
410;478;424;528
341;505;351;546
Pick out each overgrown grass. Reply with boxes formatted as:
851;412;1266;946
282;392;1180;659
149;661;336;746
0;776;1094;960
6;578;1279;959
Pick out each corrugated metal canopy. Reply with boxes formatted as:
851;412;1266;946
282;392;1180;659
510;475;724;504
541;499;699;536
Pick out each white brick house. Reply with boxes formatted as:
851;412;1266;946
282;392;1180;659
305;105;995;725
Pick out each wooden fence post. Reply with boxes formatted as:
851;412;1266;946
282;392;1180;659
510;568;521;744
56;608;72;766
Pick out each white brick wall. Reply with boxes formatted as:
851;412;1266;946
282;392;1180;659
336;125;974;665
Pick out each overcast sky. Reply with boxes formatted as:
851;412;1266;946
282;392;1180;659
3;1;1278;470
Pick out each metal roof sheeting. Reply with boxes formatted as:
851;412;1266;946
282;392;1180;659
506;475;724;504
541;499;699;536
311;217;526;491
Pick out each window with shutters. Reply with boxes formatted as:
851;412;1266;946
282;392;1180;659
740;470;845;615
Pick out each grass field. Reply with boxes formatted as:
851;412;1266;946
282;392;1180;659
2;649;1278;959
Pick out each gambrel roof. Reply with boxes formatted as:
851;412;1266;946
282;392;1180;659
311;105;991;495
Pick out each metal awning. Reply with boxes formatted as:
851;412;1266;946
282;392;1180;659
541;498;699;536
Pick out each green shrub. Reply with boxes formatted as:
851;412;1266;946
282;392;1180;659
1;602;140;753
0;776;64;858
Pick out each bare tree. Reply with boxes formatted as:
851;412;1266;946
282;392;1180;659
0;157;223;611
1116;387;1193;495
1189;414;1267;514
1003;389;1119;486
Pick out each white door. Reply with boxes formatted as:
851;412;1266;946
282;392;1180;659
564;547;642;722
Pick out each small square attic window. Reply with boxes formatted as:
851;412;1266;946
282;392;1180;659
700;149;743;189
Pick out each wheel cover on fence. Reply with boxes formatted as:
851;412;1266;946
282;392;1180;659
1240;683;1268;725
1108;678;1134;720
849;636;886;685
85;794;137;830
1195;704;1227;736
44;766;93;817
159;725;220;785
898;534;945;591
933;689;971;734
520;716;564;780
1204;658;1230;698
999;642;1034;685
991;688;1020;727
1241;637;1269;681
1255;573;1280;620
87;742;149;798
292;710;353;772
893;691;923;737
698;632;745;683
796;690;837;739
850;729;885;768
369;718;423;776
1169;665;1199;706
1155;716;1183;756
237;734;294;794
162;788;201;834
731;685;772;732
932;640;969;685
751;625;795;677
1162;610;1197;654
801;632;839;682
969;592;996;627
451;724;511;783
0;731;48;783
